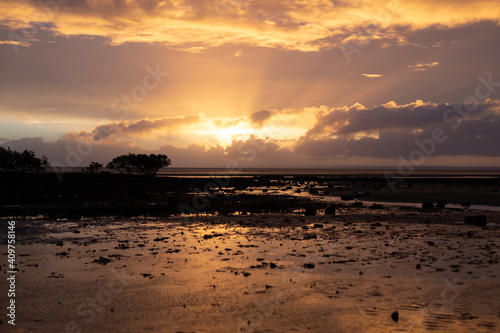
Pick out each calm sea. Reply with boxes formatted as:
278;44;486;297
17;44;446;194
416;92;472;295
47;167;500;178
158;168;500;178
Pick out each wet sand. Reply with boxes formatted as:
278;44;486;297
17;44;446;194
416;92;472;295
1;205;499;332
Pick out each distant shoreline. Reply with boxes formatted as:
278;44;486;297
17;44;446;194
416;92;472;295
44;166;500;178
2;172;499;220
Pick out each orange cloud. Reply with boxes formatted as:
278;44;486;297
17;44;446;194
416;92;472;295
1;0;499;52
361;74;384;78
408;62;440;71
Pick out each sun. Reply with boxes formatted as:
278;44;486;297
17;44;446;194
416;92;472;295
210;125;256;146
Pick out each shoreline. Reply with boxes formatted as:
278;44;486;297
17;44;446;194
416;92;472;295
1;173;500;221
1;212;499;332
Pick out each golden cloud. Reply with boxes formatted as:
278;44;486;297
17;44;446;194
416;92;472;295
408;61;440;71
361;74;384;78
1;0;499;52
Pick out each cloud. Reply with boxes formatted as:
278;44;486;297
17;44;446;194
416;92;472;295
1;0;499;52
1;136;145;167
249;110;273;128
295;99;500;160
75;115;202;141
361;74;383;78
4;99;500;167
305;99;500;138
408;61;440;71
295;114;500;159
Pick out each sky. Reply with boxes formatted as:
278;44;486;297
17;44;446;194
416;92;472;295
1;0;500;168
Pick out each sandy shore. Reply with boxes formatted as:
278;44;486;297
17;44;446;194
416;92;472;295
1;205;499;332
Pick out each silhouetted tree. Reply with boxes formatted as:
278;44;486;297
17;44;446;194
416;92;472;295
106;153;171;175
83;161;103;174
0;147;48;172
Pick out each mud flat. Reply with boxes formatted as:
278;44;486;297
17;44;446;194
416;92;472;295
1;205;499;332
1;173;499;219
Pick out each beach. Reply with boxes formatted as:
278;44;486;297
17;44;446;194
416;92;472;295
1;182;500;333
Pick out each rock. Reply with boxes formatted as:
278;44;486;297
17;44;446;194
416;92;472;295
308;189;319;195
341;195;354;201
203;233;224;239
303;233;318;240
460;201;471;207
465;215;487;226
303;263;315;269
369;204;384;210
324;206;336;215
313;223;324;229
92;256;111;265
352;201;363;208
391;311;399;323
295;189;302;193
436;200;448;209
304;207;316;216
422;201;434;209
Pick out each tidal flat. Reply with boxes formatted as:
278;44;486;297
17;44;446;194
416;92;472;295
1;172;499;332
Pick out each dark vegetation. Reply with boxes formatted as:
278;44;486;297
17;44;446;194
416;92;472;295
0;146;48;173
106;153;171;176
82;161;103;174
1;172;499;220
0;149;171;176
0;173;316;220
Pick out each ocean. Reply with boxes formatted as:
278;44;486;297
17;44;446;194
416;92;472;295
47;167;500;177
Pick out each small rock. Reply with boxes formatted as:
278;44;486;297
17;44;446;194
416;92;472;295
304;207;316;216
391;311;399;323
436;200;448;209
324;206;336;215
422;201;434;209
92;256;111;265
465;215;487;227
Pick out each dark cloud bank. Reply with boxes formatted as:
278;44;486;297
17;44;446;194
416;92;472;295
2;99;500;168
